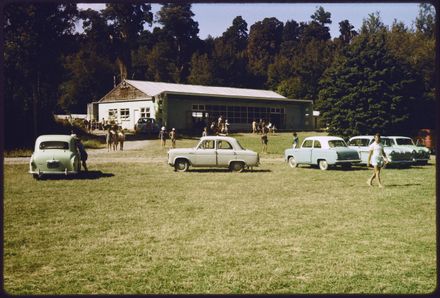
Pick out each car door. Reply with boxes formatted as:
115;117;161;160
216;140;236;166
193;139;217;166
311;140;323;164
296;139;313;163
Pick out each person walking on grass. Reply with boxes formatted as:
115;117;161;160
159;126;168;148
261;126;268;153
169;128;177;148
367;133;389;188
292;132;299;148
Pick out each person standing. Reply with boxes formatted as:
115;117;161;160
74;136;88;171
202;127;208;137
367;133;389;188
261;126;268;153
159;126;168;148
252;120;257;133
169;128;177;148
292;132;299;148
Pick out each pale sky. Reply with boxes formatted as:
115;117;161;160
77;2;424;39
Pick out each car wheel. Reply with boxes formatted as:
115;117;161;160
230;161;245;172
174;159;189;172
32;174;40;180
319;160;329;170
288;156;298;168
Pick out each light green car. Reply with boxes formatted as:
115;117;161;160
387;136;431;165
29;134;81;179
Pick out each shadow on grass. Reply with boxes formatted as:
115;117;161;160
37;171;114;180
298;165;369;171
185;168;271;173
382;183;422;187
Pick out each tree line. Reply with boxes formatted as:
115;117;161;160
3;3;436;148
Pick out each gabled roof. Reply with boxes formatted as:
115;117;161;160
125;80;287;101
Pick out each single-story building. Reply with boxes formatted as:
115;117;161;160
88;80;314;131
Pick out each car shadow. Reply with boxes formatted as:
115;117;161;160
298;165;369;171
186;168;271;173
37;171;114;180
381;183;422;187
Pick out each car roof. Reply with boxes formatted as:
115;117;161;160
350;135;391;139
386;136;411;139
304;136;344;141
200;136;237;142
36;134;75;142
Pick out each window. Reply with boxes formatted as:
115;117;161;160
349;139;370;147
328;140;347;148
108;109;118;119
313;141;322;148
40;141;69;150
302;140;313;148
396;138;414;146
217;140;232;150
120;108;130;120
140;107;150;118
198;140;215;149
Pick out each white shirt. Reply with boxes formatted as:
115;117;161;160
369;142;384;161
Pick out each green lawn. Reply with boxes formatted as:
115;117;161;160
3;133;437;294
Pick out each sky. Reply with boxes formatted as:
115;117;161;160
77;2;424;39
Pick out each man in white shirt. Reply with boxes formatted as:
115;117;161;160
367;133;389;187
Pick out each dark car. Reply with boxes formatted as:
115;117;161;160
134;117;160;134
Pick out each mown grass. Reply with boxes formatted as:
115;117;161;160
3;133;437;294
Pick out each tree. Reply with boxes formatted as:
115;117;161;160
360;12;386;35
310;6;332;26
316;33;424;137
338;19;357;44
247;17;284;87
415;3;435;38
4;3;78;148
187;53;215;85
155;3;200;82
102;3;153;81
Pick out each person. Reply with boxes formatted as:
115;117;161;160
367;133;389;188
252;120;257;133
261;126;268;153
74;136;88;171
169;128;177;148
224;119;230;135
159;126;168;148
118;128;125;151
202;127;208;137
292;132;299;148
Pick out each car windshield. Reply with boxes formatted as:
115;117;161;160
328;140;347;148
396;138;415;146
40;141;69;150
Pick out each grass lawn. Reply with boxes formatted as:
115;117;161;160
3;133;437;294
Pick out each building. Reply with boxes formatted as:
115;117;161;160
91;80;313;131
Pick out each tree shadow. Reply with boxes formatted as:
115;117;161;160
37;171;114;180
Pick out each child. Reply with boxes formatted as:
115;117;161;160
159;126;168;148
169;128;177;148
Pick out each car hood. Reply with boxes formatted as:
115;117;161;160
396;145;429;152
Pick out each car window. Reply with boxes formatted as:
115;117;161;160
302;140;313;148
313;140;322;148
40;141;69;150
396;138;414;146
217;140;233;150
328;140;347;148
198;140;215;149
381;138;393;147
351;139;370;146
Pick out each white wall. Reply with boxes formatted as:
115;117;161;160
98;100;156;130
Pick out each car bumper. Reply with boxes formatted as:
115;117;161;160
29;170;79;175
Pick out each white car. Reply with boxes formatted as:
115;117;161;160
167;136;259;172
386;136;431;165
284;136;361;170
348;135;413;167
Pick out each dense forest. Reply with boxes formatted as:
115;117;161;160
3;3;436;148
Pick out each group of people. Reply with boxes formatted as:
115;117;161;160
105;125;126;151
252;119;277;135
158;126;177;148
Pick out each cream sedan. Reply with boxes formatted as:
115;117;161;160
167;136;259;172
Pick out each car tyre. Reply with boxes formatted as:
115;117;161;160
319;160;329;171
174;159;189;172
288;156;298;168
33;174;39;180
230;161;245;172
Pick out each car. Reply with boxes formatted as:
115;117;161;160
348;135;413;167
386;136;431;165
167;136;259;172
29;134;82;179
134;117;160;134
284;136;361;170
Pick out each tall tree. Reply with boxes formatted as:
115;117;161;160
103;3;153;81
360;12;386;35
154;3;200;83
338;19;357;44
316;33;424;137
4;3;77;147
415;3;435;38
247;17;284;87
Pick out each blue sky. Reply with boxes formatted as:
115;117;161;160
77;2;423;38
